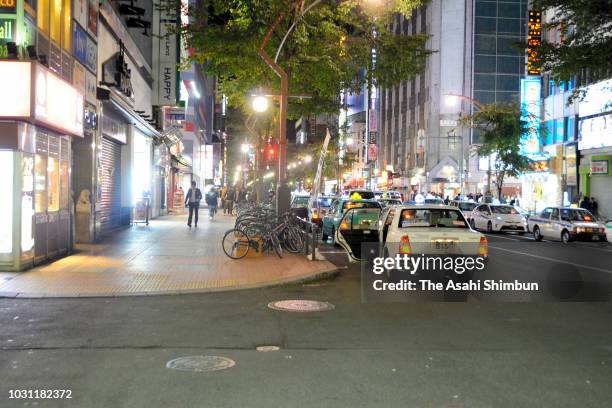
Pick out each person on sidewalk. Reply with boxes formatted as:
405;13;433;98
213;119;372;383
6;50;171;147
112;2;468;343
206;187;219;220
224;186;235;215
185;181;202;227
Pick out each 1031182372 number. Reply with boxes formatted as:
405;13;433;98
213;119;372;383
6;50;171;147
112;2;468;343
8;389;72;399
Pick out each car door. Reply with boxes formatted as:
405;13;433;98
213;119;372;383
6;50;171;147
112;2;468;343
538;208;553;238
475;205;490;229
323;200;338;234
548;208;560;238
335;208;381;262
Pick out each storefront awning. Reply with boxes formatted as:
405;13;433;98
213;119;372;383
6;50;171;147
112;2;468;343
171;154;192;171
158;126;183;147
102;88;160;138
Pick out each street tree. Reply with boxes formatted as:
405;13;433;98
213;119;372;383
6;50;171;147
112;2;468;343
461;103;532;200
174;0;431;117
532;0;612;100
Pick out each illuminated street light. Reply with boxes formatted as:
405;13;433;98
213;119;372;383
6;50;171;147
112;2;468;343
304;155;312;163
346;137;354;146
241;144;250;153
252;95;269;113
236;165;242;172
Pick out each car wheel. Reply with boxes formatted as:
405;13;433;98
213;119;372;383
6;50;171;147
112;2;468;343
533;226;543;241
321;230;328;241
487;221;493;233
561;229;571;243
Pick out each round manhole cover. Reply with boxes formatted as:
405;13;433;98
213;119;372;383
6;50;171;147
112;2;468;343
268;300;335;312
256;345;280;352
166;356;235;372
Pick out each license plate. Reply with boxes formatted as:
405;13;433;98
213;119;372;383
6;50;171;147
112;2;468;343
585;228;593;233
363;230;371;234
432;240;456;250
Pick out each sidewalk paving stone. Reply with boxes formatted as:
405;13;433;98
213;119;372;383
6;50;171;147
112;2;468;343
0;214;337;298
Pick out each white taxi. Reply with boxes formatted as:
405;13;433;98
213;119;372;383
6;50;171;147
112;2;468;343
471;204;527;234
334;204;488;263
528;207;607;243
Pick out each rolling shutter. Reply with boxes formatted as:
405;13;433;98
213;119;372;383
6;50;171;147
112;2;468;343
99;136;122;234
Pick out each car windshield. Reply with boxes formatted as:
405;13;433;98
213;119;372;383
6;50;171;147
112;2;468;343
424;198;444;204
561;208;595;222
342;201;381;211
291;196;310;207
491;206;518;214
399;208;468;228
458;202;477;211
317;197;334;207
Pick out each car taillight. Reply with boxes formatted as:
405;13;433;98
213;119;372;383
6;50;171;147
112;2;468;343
399;235;412;254
478;236;488;257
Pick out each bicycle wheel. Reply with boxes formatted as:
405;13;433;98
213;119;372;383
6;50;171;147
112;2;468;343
270;234;283;258
222;229;250;259
282;227;304;253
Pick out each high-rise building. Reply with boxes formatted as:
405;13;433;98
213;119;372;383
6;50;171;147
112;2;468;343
376;0;528;198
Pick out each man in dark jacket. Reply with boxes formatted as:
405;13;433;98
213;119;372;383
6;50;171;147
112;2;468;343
205;187;219;220
185;181;202;227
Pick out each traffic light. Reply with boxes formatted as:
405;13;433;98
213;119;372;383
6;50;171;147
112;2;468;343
265;142;278;164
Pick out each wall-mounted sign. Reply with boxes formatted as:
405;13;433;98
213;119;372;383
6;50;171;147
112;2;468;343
0;0;16;13
520;78;542;156
591;160;608;175
73;23;87;66
578;79;612;118
101;115;126;144
35;64;84;137
85;70;97;104
73;61;87;96
101;45;134;104
74;0;88;29
0;61;31;117
152;4;178;106
578;113;612;150
527;10;542;75
0;16;16;58
87;0;98;37
564;143;577;186
85;33;97;73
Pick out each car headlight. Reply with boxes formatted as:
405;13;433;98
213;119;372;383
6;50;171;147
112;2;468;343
521;216;527;223
575;227;584;233
496;216;502;221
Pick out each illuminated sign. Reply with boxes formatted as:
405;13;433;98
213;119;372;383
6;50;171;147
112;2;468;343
579;79;612;118
591;160;608;175
527;10;542;75
0;61;31;117
73;24;88;66
0;0;16;12
0;151;13;254
0;17;14;40
35;64;84;137
529;159;549;173
520;78;542;156
579;113;612;150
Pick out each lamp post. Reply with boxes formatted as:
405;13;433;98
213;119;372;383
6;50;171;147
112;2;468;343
443;93;485;196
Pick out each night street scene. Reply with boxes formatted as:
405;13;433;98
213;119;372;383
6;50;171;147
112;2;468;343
1;0;612;407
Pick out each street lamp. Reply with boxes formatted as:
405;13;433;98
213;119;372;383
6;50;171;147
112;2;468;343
241;143;250;153
252;95;269;113
304;155;312;163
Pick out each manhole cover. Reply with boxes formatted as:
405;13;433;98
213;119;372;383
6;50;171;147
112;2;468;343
268;300;335;312
166;356;235;372
256;346;280;352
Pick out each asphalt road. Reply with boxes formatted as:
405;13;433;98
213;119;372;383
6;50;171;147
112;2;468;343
1;233;612;408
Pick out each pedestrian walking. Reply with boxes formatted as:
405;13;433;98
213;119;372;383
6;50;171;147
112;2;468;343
206;187;219;220
579;195;590;211
185;181;202;228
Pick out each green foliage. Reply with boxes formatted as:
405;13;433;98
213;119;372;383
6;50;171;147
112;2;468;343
174;0;431;117
461;103;532;198
532;0;612;99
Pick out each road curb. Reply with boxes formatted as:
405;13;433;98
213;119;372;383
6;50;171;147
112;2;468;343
0;265;340;299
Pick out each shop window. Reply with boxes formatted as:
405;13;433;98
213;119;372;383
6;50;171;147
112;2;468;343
60;160;69;209
34;154;47;213
37;0;50;34
50;0;62;44
565;117;576;142
62;0;71;51
47;157;60;212
544;121;554;146
554;119;564;144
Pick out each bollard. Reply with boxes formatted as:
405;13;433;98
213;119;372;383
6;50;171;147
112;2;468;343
311;225;317;261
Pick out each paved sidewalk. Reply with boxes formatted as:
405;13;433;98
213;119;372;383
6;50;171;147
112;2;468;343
0;213;337;298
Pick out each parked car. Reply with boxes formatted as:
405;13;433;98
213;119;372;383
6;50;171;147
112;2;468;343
471;204;527;234
378;198;403;209
449;200;478;223
335;204;488;270
309;196;334;227
528;207;607;243
606;219;612;242
290;194;310;220
374;190;403;201
321;199;381;243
